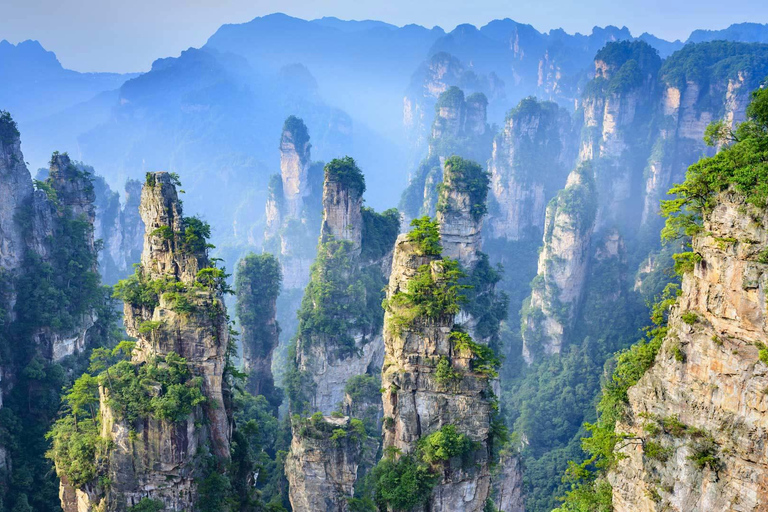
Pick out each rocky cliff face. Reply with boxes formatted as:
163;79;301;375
94;177;144;284
286;158;396;511
640;49;768;234
380;234;495;511
264;116;323;292
60;172;232;511
577;41;662;232
285;415;366;512
400;87;493;222
321;169;363;256
487;97;576;241
0;119;33;273
610;190;768;511
280;118;312;220
521;165;597;362
437;157;485;269
404;53;503;160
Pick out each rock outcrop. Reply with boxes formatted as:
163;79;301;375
640;45;768;235
0;116;33;273
286;158;398;511
59;172;232;511
577;40;662;232
379;156;505;511
264;116;323;292
610;190;768;511
285;415;366;512
403;53;504;161
437;157;485;269
321;159;364;255
521;164;597;362
400;87;493;222
486;97;576;241
1;116;106;510
93;177;144;284
492;455;525;512
380;233;496;512
236;253;281;405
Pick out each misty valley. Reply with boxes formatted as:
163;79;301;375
1;12;768;512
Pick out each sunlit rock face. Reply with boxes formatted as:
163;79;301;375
611;190;768;511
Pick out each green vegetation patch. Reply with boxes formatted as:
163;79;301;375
325;156;366;197
437;156;490;222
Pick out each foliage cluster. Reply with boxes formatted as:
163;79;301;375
325;156;366;197
385;258;467;333
661;87;768;244
361;207;400;261
295;239;384;356
437;156;490;221
0;110;20;145
660;41;768;91
282;115;310;153
406;216;442;256
371;424;476;510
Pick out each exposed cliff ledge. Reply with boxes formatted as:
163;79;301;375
521;164;596;363
611;190;768;511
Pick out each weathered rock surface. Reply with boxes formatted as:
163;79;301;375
611;190;768;511
0;123;33;272
321;173;363;255
487;97;576;241
521;165;596;362
285;416;365;512
492;454;525;512
287;160;394;511
94;177;144;284
381;234;496;511
437;158;484;269
63;172;232;511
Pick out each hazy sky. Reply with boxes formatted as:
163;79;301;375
1;0;765;73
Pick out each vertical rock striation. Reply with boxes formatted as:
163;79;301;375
286;157;398;511
487;97;576;242
610;189;768;511
379;156;506;511
521;164;597;363
380;233;495;512
58;172;233;511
